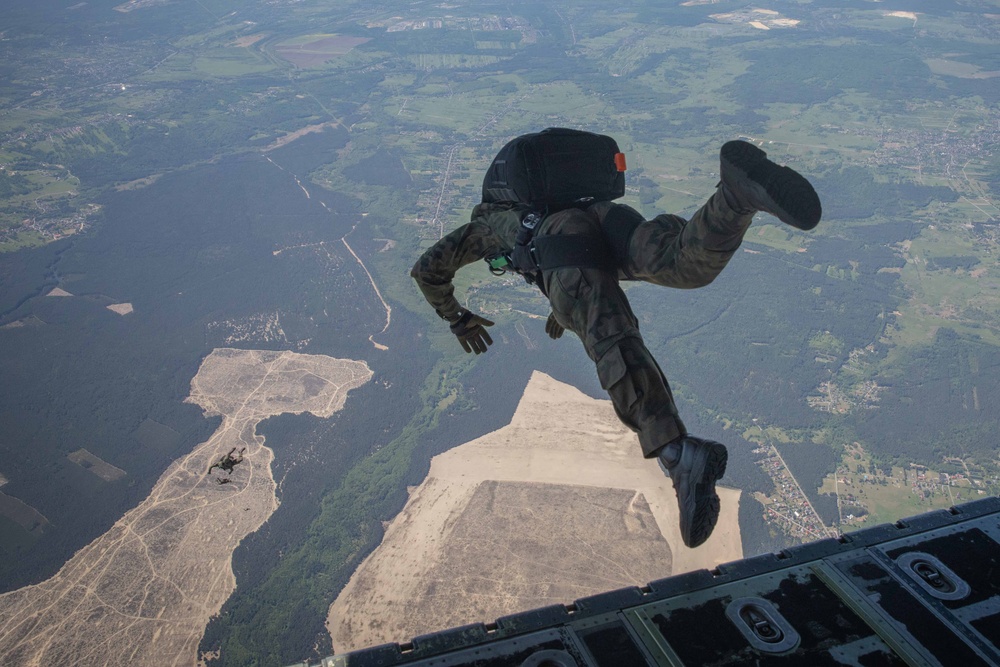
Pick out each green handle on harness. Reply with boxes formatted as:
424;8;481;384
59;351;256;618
487;254;510;275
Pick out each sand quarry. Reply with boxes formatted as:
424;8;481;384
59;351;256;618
0;349;372;667
328;371;742;653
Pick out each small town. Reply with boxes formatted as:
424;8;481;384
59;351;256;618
754;436;997;544
752;443;836;542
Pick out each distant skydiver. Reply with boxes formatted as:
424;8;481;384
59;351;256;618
411;130;821;548
208;447;246;476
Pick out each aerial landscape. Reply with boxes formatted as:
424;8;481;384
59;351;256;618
0;0;997;665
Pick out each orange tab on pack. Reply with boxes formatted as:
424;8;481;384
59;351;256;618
614;152;627;172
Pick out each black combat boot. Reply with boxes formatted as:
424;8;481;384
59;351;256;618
720;140;822;231
658;435;728;548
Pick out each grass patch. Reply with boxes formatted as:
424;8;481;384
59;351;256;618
137;52;205;81
742;424;798;445
881;207;1000;353
193;49;276;76
274;34;372;67
743;223;812;254
518;82;608;119
809;331;845;356
0;229;45;253
0;162;89;251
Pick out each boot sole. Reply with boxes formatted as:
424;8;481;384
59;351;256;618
681;441;728;548
721;141;822;231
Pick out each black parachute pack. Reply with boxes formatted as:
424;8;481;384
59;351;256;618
481;128;642;289
482;127;627;210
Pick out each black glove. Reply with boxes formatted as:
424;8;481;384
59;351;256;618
449;311;495;354
544;312;564;340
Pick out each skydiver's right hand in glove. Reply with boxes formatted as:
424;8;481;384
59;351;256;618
449;310;495;354
544;312;564;340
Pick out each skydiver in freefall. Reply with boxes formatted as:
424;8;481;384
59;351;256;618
208;447;246;476
411;139;821;548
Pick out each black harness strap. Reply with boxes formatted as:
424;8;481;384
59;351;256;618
493;204;644;294
600;204;644;278
527;234;616;271
504;233;614;298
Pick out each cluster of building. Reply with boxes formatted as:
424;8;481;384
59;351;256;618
908;466;986;504
806;381;850;414
807;349;884;416
753;445;834;541
860;118;1000;183
0;202;98;247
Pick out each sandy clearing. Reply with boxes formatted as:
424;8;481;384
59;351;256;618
46;288;72;297
274;36;371;68
114;174;162;191
113;0;169;13
263;121;340;152
0;348;372;667
107;303;134;315
0;492;49;532
233;34;266;48
329;371;741;653
68;449;127;482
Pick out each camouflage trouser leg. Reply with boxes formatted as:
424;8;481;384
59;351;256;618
625;187;755;287
541;211;685;458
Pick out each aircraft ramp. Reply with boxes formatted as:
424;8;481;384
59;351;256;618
302;496;1000;666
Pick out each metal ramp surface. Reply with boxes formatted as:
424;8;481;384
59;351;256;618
312;496;1000;666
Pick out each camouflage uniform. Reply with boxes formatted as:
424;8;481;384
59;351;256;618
411;188;754;458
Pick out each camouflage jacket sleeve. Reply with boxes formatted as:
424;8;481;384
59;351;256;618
410;203;524;321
